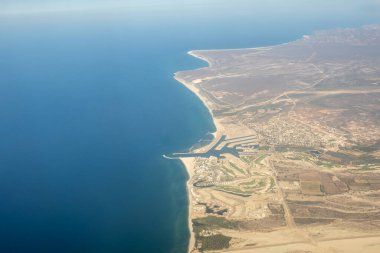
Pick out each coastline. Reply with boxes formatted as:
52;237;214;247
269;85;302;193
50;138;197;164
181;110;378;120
174;51;223;253
179;157;196;253
173;25;380;253
176;45;301;252
188;50;214;68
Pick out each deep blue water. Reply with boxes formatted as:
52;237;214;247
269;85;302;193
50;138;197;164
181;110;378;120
0;1;379;252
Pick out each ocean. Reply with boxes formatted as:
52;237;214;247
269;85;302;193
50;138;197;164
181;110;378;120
0;1;379;252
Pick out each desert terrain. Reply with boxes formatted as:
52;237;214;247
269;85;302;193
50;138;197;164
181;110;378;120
175;25;380;252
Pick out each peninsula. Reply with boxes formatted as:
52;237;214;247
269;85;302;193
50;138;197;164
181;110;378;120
174;25;380;253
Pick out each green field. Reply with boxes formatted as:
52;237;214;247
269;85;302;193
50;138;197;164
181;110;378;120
220;165;236;177
198;234;231;251
241;157;250;164
255;154;269;164
229;162;246;174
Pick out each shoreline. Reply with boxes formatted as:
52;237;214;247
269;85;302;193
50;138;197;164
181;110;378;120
179;157;196;253
174;50;225;253
176;46;293;252
173;25;380;253
188;50;214;68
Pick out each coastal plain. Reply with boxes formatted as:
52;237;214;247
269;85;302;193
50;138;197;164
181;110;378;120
175;25;380;252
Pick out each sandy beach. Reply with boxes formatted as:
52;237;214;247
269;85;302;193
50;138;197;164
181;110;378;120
174;51;223;252
179;157;196;253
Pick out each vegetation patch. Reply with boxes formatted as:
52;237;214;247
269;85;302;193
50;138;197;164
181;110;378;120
353;141;380;153
214;186;253;197
323;151;380;165
229;162;246;174
193;216;239;230
197;234;232;251
193;180;215;188
269;177;276;191
241;157;250;164
221;165;236;176
255;154;269;164
198;203;228;216
357;165;378;171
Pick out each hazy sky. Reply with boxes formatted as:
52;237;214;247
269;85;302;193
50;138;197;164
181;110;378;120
2;0;380;14
1;0;380;27
0;0;193;14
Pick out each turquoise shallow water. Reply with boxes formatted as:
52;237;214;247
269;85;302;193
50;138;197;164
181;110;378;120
0;1;379;252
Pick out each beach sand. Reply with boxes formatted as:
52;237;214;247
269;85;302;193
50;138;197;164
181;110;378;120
174;51;223;252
